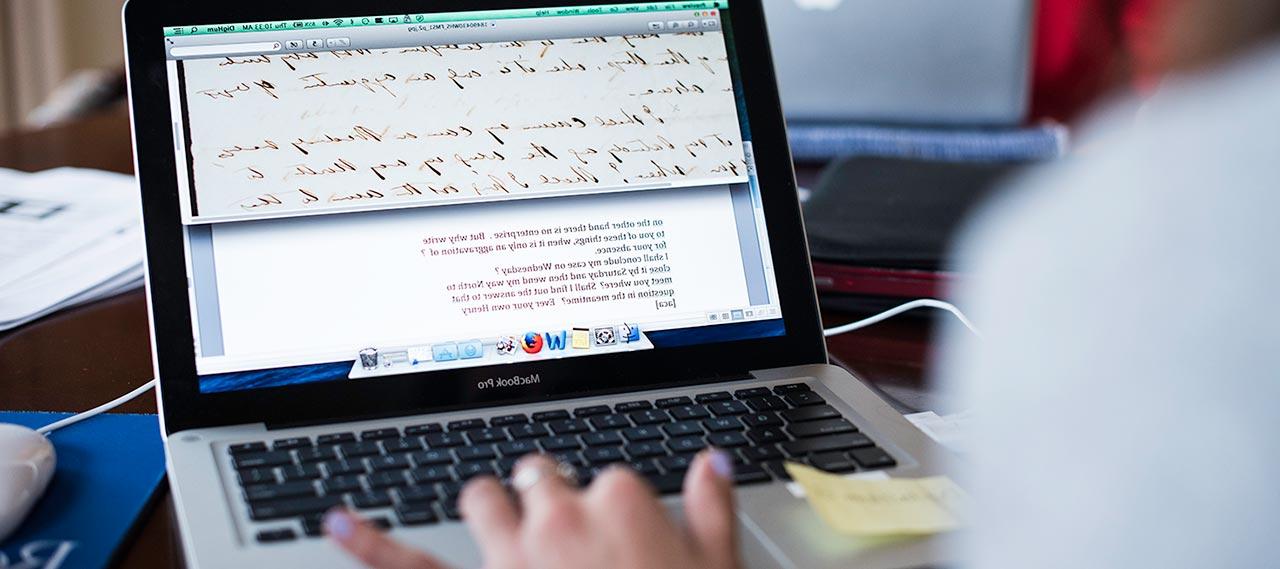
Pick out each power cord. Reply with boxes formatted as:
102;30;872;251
37;379;157;435
34;299;977;434
823;298;981;338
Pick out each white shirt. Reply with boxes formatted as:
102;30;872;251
943;45;1280;568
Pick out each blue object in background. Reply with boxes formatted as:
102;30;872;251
0;412;165;569
787;122;1069;163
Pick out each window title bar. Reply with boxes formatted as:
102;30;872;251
165;1;726;37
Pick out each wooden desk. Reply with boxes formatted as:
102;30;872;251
0;106;937;568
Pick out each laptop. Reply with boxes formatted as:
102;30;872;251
122;1;950;567
764;0;1035;125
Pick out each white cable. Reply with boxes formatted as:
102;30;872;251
36;379;158;435
823;298;981;338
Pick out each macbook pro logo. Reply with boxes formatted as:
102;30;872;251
477;373;541;390
794;0;843;10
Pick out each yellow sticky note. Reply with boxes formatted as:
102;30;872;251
571;328;590;349
784;462;968;536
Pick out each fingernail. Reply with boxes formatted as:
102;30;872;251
708;449;734;479
324;509;355;541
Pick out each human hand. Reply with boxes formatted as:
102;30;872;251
324;449;741;569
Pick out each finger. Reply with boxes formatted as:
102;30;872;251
326;508;450;569
682;449;739;568
511;454;582;536
459;476;520;562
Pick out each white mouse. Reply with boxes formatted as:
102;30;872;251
0;423;56;543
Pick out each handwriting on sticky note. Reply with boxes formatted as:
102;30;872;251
784;462;968;536
179;33;748;220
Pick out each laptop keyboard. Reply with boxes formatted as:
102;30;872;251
226;382;898;544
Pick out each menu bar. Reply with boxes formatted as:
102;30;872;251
164;1;726;37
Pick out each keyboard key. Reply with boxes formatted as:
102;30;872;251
780;405;841;423
272;437;311;451
850;447;897;469
496;456;520;477
627;409;671;426
442;501;462;520
366;470;408;490
706;431;749;448
787;418;856;438
507;423;549;440
582;430;623;447
352;490;394;509
621;426;663;442
746;428;788;445
301;515;324;537
256;528;297;543
707;400;749;416
338;441;382;460
539;435;581;451
739;444;784;463
655;396;692;408
733;387;771;399
496;439;539;457
244;481;317;503
548;419;590;435
395;502;439;526
383;437;424;453
454;460;496;480
762;460;791;480
232;451;293;470
694;391;732;403
670;405;711;421
810;452;858;473
732;463;772;485
666;436;706;454
394;485;438;504
410;466;453;484
280;463;322;482
550;451;585;467
367;517;392;530
229;442;267;455
745;396;788;412
658;454;693;473
250;495;343;521
589;414;630;430
369;454;412;472
614;400;652;412
424;432;466;448
662;421;704;437
296;446;337;464
646;473;686;494
317;432;356;445
488;413;528;426
448;418;486;431
573;405;611;417
627;458;661;475
742;413;783;428
238;467;277;486
783;391;826;407
324;460;367;477
781;433;872;456
465;427;508;444
772;383;812;394
625;442;667;459
361;428;400;440
411;449;454;466
454;445;497;461
404;423;442;435
583;446;627;466
321;476;362;494
702;416;743;432
531;410;570;421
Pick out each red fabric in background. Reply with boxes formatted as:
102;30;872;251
1031;0;1165;122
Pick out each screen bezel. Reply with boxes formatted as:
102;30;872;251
123;0;826;435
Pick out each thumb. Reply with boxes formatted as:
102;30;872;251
682;449;740;569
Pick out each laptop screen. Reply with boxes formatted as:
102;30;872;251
161;1;782;394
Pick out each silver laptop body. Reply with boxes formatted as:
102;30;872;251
764;0;1035;125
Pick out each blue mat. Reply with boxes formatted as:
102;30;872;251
787;122;1069;163
0;412;165;569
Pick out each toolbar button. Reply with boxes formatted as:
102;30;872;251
648;21;666;31
326;37;350;48
285;39;304;50
305;39;325;50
